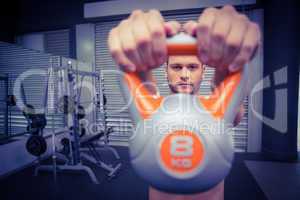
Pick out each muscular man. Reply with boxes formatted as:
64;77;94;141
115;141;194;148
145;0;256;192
108;5;260;200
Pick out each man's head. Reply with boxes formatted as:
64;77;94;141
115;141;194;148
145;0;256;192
166;55;205;94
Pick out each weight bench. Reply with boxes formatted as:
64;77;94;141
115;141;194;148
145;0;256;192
33;128;100;184
80;130;122;179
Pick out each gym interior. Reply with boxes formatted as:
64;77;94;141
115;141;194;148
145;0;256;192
0;1;299;200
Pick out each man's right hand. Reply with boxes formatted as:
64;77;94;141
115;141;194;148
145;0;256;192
108;10;181;72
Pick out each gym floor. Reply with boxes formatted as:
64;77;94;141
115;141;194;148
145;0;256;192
0;146;267;200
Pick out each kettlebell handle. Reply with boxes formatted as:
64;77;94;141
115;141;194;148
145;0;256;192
119;33;248;124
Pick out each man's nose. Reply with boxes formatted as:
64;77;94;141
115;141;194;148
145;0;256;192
180;68;190;81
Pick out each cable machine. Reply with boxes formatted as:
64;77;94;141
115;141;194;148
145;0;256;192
34;59;121;184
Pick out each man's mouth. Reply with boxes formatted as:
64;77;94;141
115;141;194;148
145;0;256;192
176;83;194;90
177;83;193;87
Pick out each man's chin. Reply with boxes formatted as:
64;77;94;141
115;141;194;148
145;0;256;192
176;87;194;94
169;84;194;94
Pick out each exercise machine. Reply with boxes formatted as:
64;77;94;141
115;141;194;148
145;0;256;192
33;62;99;184
34;60;121;183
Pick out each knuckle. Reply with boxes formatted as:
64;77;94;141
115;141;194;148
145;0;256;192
250;22;260;33
198;40;209;50
173;21;182;31
117;61;126;67
203;7;217;15
119;19;129;27
222;5;236;13
148;9;160;16
136;37;151;48
109;48;119;58
198;47;208;54
108;28;117;37
251;23;261;42
123;45;136;55
151;27;164;38
154;49;166;58
146;9;164;23
236;14;248;22
197;24;209;34
166;21;180;30
235;58;247;66
118;63;132;72
185;20;196;27
212;32;225;43
242;45;253;55
131;9;143;17
227;41;240;52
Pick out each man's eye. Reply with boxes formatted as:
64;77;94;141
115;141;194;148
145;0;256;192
171;65;182;70
187;65;199;71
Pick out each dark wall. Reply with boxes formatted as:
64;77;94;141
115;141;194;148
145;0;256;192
1;0;262;41
0;0;261;43
262;0;300;160
0;0;112;42
0;0;20;43
16;0;87;34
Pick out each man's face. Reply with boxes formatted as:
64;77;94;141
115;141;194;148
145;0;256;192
166;55;204;94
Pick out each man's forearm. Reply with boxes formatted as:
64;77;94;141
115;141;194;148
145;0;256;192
136;71;158;95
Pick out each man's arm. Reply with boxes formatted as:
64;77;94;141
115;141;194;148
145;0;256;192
212;67;245;127
136;71;157;95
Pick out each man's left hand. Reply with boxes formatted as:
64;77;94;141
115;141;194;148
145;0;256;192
183;5;261;73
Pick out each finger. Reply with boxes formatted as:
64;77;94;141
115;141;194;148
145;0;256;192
164;21;181;36
183;20;197;36
108;27;136;72
222;4;237;13
197;7;217;65
146;9;168;67
221;14;249;68
131;10;155;69
118;19;145;71
209;6;233;67
228;22;261;72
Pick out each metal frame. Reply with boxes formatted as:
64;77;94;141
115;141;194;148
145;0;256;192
0;74;9;138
